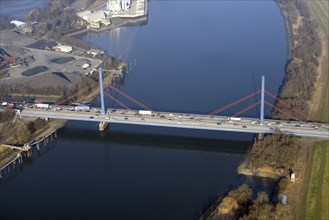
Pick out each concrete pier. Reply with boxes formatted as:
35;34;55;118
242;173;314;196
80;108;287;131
99;122;109;131
0;153;21;179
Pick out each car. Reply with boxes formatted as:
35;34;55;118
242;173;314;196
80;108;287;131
96;110;101;114
141;118;145;121
217;122;221;125
89;116;94;119
112;109;116;112
124;117;128;120
242;125;247;128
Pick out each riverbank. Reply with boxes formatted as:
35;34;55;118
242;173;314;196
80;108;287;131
205;0;329;218
301;0;329;219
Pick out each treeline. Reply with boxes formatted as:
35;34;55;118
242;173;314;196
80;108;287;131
230;1;322;218
10;118;49;144
0;111;48;144
243;0;322;177
273;0;322;120
26;0;92;50
0;110;15;124
248;134;301;171
208;184;291;220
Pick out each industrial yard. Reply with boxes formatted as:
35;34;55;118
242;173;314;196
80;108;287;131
0;30;102;89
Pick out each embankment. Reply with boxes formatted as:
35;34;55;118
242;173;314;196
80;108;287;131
205;0;328;219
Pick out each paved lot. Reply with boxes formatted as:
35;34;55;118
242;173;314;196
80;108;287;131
0;44;101;88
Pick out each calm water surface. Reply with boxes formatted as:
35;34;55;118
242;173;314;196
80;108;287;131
0;0;48;19
0;1;286;219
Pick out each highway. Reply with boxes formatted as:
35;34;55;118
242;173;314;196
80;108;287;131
18;106;329;139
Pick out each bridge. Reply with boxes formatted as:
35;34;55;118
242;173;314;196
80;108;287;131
12;67;329;139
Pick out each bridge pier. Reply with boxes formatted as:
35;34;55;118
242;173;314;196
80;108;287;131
99;122;108;131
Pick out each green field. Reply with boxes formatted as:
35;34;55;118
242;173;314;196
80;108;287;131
303;76;329;220
308;1;329;37
304;142;329;220
303;1;329;219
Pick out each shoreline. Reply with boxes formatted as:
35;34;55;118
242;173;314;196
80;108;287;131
237;0;328;179
65;16;148;37
204;0;328;218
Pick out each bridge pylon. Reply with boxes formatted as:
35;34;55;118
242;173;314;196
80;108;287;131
99;65;106;114
99;66;108;131
260;76;265;125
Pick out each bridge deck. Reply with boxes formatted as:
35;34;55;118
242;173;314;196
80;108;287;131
19;107;329;139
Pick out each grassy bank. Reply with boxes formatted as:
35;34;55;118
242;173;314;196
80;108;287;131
303;141;329;220
302;0;329;219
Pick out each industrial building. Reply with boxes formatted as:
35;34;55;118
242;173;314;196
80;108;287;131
107;0;147;18
76;10;110;29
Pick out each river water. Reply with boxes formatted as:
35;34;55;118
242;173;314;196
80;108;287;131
0;1;287;219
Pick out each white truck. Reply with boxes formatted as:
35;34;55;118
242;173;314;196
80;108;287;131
227;117;241;121
138;110;152;115
35;103;50;109
75;105;90;111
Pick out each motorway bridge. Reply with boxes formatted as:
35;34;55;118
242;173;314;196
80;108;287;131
19;107;329;139
12;69;329;139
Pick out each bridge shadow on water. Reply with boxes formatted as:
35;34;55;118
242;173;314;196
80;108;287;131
58;123;251;155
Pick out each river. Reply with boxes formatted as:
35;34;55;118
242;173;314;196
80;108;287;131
0;1;287;219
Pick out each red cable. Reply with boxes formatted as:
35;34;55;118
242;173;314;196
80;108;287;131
104;91;131;110
55;81;99;105
208;90;261;115
265;90;318;124
69;89;100;106
232;101;261;117
105;84;152;111
265;101;303;122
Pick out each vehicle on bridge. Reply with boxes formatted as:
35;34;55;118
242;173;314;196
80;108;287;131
35;103;50;109
75;105;90;111
228;117;241;121
138;110;152;115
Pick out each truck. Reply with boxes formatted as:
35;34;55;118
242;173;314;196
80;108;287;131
35;103;50;109
138;110;152;115
75;105;90;111
227;117;241;121
1;102;8;106
82;63;90;69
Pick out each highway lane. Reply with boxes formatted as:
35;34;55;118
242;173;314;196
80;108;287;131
18;107;329;139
